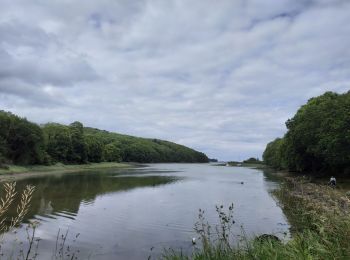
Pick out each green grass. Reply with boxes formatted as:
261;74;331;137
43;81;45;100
164;177;350;259
0;162;130;175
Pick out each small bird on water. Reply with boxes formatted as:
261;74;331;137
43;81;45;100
192;238;196;245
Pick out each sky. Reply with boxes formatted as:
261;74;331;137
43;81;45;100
0;0;349;161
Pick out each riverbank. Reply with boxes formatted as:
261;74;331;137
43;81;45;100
274;177;350;230
215;162;268;169
0;162;131;182
238;162;268;170
165;175;350;259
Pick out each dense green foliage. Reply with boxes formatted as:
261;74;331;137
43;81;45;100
242;157;262;164
69;122;88;163
263;91;350;175
0;111;47;165
262;138;286;170
0;110;208;166
83;127;209;163
43;123;72;163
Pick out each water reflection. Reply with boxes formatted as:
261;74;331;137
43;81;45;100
0;164;290;260
4;169;179;223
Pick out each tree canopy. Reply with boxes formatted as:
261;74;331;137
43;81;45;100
263;91;350;176
0;110;209;166
0;111;46;165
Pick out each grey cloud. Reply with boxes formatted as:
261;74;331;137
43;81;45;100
0;0;349;160
0;78;64;107
0;20;98;106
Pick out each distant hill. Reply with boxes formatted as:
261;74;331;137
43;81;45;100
83;127;209;163
0;110;209;166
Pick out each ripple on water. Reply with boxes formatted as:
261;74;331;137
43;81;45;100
1;164;290;260
51;211;77;220
81;199;95;206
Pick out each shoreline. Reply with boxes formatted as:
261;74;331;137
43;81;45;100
166;172;350;259
0;162;132;182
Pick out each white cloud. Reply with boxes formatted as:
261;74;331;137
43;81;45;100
0;0;349;160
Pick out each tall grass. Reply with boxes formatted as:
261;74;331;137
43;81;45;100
0;182;38;259
0;182;81;260
164;178;350;259
0;182;35;233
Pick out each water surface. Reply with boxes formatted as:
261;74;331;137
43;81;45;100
2;164;289;259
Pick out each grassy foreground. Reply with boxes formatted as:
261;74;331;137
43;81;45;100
164;177;350;260
0;162;131;181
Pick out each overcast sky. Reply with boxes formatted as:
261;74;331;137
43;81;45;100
0;0;349;161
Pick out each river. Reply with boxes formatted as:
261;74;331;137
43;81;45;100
1;163;289;259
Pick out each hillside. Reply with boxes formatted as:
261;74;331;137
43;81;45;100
0;110;208;166
83;127;209;163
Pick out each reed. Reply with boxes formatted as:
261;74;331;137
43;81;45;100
0;182;17;231
0;182;35;233
0;183;80;260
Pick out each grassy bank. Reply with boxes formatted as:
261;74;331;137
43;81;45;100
165;177;350;259
0;162;131;182
225;161;267;170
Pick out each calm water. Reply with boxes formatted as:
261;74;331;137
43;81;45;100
2;164;289;259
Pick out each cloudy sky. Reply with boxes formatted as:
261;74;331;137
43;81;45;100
0;0;349;161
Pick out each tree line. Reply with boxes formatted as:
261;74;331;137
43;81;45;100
0;111;209;166
263;91;350;176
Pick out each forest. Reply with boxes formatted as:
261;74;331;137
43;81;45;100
263;91;350;176
0;111;209;166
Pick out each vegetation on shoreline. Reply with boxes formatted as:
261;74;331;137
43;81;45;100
165;177;350;259
0;110;208;170
1;167;349;259
0;162;130;177
226;158;266;169
0;182;81;259
263;91;350;176
1;90;349;258
206;91;349;258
